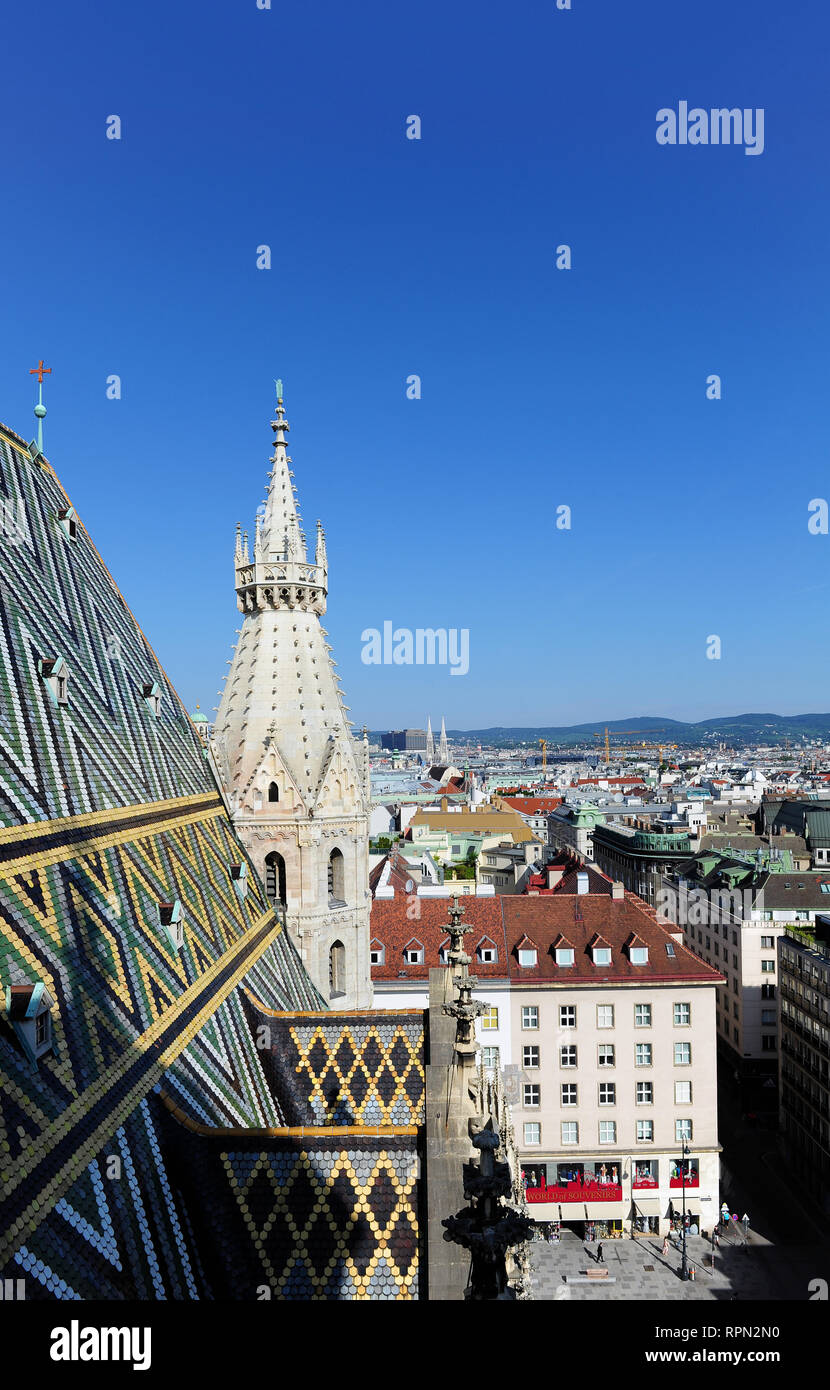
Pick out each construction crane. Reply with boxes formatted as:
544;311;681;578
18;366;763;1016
592;727;668;765
538;738;547;771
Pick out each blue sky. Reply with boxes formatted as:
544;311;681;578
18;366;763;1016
2;0;829;730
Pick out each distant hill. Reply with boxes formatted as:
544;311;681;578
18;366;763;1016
370;714;830;750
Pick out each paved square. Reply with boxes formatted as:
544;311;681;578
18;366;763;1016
528;1229;826;1301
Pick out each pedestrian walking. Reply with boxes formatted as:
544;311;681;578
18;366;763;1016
662;1236;670;1256
596;1242;604;1264
713;1231;720;1249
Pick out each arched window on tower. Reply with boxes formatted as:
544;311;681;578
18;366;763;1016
268;781;279;803
329;940;346;998
328;848;345;905
264;851;286;908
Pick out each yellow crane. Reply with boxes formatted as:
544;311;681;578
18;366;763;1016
592;727;668;765
538;738;547;771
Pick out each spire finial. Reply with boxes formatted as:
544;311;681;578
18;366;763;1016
29;359;51;454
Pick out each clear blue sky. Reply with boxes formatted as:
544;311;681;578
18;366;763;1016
2;0;829;730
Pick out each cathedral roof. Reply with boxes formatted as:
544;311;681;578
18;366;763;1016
0;420;325;1295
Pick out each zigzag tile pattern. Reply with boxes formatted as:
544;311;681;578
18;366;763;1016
0;424;424;1300
0;431;213;824
156;1110;421;1301
239;1003;426;1126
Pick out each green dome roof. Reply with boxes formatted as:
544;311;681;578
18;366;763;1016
191;706;209;723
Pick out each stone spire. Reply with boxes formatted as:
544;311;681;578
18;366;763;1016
438;717;449;765
213;383;371;1008
426;717;435;765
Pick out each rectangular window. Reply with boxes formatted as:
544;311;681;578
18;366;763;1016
761;935;774;949
761;1034;777;1052
598;1044;615;1067
523;1084;540;1108
522;1045;540;1069
599;1082;616;1105
599;1120;616;1144
761;1009;776;1025
635;1003;652;1027
561;1121;578;1145
674;1042;691;1065
523;1122;541;1146
636;1119;654;1142
630;946;649;964
556;947;574;966
761;983;776;999
561;1083;577;1106
482;1046;500;1069
761;960;776;974
521;1005;539;1030
636;1081;653;1104
593;947;612;966
560;1045;577;1067
674;1003;690;1025
481;1005;499;1030
674;1081;692;1104
676;1119;693;1141
559;1005;576;1028
635;1043;653;1067
597;1004;614;1028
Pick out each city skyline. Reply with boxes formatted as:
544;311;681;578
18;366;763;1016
2;0;829;728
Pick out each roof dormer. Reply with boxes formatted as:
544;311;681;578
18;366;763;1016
229;862;248;898
369;938;385;966
552;933;575;967
4;983;55;1069
516;934;538;968
38;656;68;707
402;937;423;964
56;506;77;540
141;680;162;717
626;932;649;965
158;899;184;951
476;936;498;964
589;932;613;966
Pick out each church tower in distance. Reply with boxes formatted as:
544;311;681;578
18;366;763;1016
213;385;371;1007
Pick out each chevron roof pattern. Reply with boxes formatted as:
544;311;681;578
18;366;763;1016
0;422;423;1301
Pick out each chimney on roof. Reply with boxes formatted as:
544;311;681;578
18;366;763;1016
547;865;565;889
576;872;589;895
611;881;624;901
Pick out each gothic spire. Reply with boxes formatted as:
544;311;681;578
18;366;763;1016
260;384;307;562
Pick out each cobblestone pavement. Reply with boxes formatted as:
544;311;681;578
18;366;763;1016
528;1229;828;1301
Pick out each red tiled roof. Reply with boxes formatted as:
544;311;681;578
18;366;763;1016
502;797;563;814
502;897;721;985
370;894;723;986
369;898;508;980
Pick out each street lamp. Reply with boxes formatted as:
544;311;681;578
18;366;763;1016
680;1141;690;1281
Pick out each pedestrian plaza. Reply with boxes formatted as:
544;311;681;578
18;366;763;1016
528;1228;825;1301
